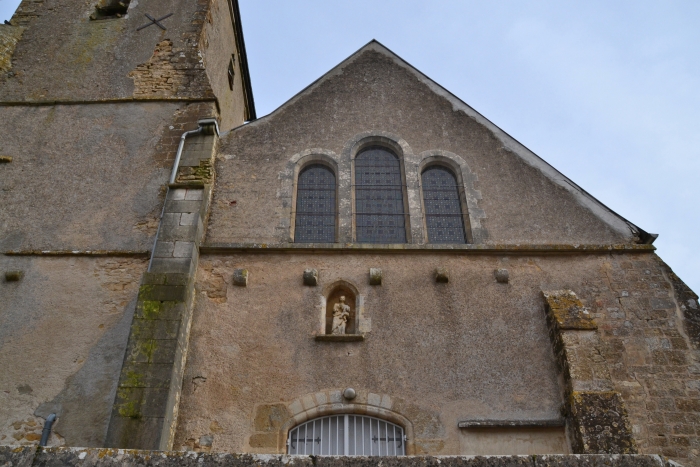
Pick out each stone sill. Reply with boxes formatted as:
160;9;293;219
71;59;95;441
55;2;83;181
315;334;364;342
459;419;565;428
200;242;655;255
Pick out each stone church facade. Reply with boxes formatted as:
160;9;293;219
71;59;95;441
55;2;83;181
1;1;699;466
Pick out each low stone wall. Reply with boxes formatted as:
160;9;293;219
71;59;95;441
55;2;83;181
0;446;682;467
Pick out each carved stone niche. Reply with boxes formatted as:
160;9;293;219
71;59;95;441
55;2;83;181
326;285;356;335
316;281;365;342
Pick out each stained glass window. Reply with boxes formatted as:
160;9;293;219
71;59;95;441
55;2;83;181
294;164;336;243
355;146;407;243
421;165;467;243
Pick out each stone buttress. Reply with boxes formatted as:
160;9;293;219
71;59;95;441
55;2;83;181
543;290;637;454
105;123;217;450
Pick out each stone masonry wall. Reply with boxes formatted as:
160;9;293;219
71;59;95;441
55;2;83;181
173;251;698;465
1;0;216;102
0;255;147;447
574;254;700;466
209;49;633;246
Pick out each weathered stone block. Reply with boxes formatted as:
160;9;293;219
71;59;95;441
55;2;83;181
105;416;164;449
127;321;179;346
164;199;202;214
153;241;175;258
184;189;204;201
173;241;195;258
0;445;35;467
254;404;291;432
118;362;174;389
135;300;185;321
233;268;248;286
303;268;318;286
153;339;180;364
158;224;199;243
494;268;509;283
435;267;449;283
543;290;597;330
149;257;195;275
142;272;168;285
4;270;23;281
167;188;187;201
369;267;382;285
249;433;278;448
164;273;191;286
569;391;637;454
138;284;187;302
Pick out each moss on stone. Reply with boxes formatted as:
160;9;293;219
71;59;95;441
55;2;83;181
141;300;162;319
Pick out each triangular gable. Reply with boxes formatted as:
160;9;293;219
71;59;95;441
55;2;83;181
238;40;654;243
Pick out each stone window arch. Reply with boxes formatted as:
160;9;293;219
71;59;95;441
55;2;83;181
354;145;408;243
294;163;337;243
418;151;487;243
282;151;340;243
272;389;419;455
420;164;468;243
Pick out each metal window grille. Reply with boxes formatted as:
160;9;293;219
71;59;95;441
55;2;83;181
295;164;336;243
421;166;467;243
287;414;405;456
355;146;407;243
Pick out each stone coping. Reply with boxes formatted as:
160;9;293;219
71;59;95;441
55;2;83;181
0;446;682;467
200;243;656;255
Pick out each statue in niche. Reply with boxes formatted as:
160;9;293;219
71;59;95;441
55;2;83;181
331;296;351;334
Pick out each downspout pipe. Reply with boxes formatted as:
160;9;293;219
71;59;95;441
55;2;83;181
168;127;204;185
39;413;56;447
149;118;220;272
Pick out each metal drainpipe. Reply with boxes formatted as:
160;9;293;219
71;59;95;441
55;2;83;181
148;119;219;272
39;413;56;447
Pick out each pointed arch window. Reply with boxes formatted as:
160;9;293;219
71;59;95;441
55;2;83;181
288;415;405;456
355;146;407;243
421;165;467;243
295;164;336;243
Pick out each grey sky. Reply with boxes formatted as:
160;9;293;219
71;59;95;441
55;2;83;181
238;1;700;293
2;0;698;293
